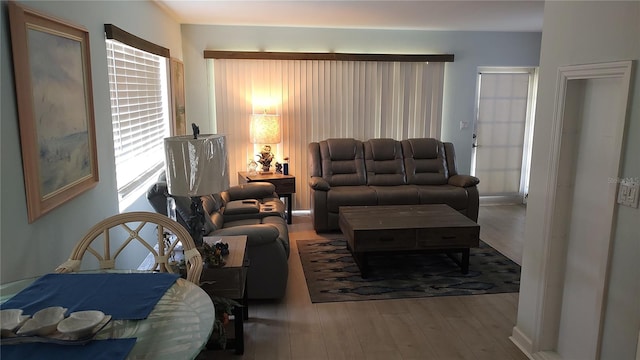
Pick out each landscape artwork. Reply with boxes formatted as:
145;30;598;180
27;28;91;197
9;2;98;222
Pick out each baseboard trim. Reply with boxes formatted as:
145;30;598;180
534;351;563;360
511;326;534;359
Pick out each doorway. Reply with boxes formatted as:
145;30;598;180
531;61;632;360
472;67;537;204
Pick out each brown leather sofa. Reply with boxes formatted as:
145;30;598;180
307;138;480;232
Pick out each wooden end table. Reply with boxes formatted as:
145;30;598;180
339;204;480;278
238;171;296;224
200;235;249;355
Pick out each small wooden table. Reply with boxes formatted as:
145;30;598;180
339;204;480;278
238;171;296;224
200;235;249;355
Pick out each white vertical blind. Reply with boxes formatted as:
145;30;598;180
107;40;170;207
210;59;445;210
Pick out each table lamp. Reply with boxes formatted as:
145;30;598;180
164;129;229;247
250;112;281;173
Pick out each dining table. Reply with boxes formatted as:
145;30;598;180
0;270;215;360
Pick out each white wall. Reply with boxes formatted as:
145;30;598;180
0;0;182;283
515;2;640;359
180;25;541;176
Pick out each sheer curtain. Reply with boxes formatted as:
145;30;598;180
209;59;445;210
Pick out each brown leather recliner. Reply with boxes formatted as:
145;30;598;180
147;177;290;299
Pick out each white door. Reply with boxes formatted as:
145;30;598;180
472;68;537;203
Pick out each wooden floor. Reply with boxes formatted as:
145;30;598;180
198;204;527;360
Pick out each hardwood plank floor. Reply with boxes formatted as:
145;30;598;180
198;204;527;360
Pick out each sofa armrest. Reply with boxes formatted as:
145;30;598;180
309;176;330;191
211;224;280;247
448;174;480;188
224;200;260;215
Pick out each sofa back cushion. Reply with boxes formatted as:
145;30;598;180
401;138;449;185
317;138;367;186
364;138;407;186
201;194;224;231
221;182;276;204
146;181;192;231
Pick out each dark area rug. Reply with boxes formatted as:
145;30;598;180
298;238;520;303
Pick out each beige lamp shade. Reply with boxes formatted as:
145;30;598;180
250;114;281;144
164;134;230;197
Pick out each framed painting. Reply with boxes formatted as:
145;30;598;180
170;58;187;136
9;2;99;223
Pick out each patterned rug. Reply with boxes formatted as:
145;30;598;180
298;238;520;303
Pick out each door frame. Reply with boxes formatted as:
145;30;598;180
472;67;538;204
525;60;633;359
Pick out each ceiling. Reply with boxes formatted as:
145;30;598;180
153;0;545;32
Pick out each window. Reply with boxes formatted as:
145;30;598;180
105;25;170;210
209;57;446;210
472;67;538;203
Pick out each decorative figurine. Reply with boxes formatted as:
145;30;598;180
256;145;274;173
247;159;258;175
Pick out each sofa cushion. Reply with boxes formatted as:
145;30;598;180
402;138;449;185
146;181;192;231
222;182;276;203
371;185;420;205
225;200;260;215
326;186;377;213
416;185;469;210
201;194;223;231
319;138;367;186
365;138;407;186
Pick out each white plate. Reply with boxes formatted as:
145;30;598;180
1;309;30;336
57;310;105;338
16;306;67;336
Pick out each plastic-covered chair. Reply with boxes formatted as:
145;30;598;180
55;211;202;284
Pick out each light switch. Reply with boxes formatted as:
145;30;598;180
617;179;639;208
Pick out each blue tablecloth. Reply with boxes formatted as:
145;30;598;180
1;273;179;320
0;338;137;360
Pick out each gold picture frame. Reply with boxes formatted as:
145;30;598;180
9;2;99;223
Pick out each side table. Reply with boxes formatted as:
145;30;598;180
238;171;296;224
199;235;249;355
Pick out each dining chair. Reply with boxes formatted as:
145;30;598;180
55;211;203;284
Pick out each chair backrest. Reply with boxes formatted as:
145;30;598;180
401;138;449;185
55;211;203;284
316;138;367;186
364;138;407;186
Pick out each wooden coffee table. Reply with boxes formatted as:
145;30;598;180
338;204;480;277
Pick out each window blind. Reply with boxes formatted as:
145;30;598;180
106;40;169;206
209;59;445;210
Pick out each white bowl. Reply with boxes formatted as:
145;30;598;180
57;310;105;338
0;309;30;336
16;306;67;336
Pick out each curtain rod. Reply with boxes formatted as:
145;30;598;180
104;24;170;58
204;50;454;62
